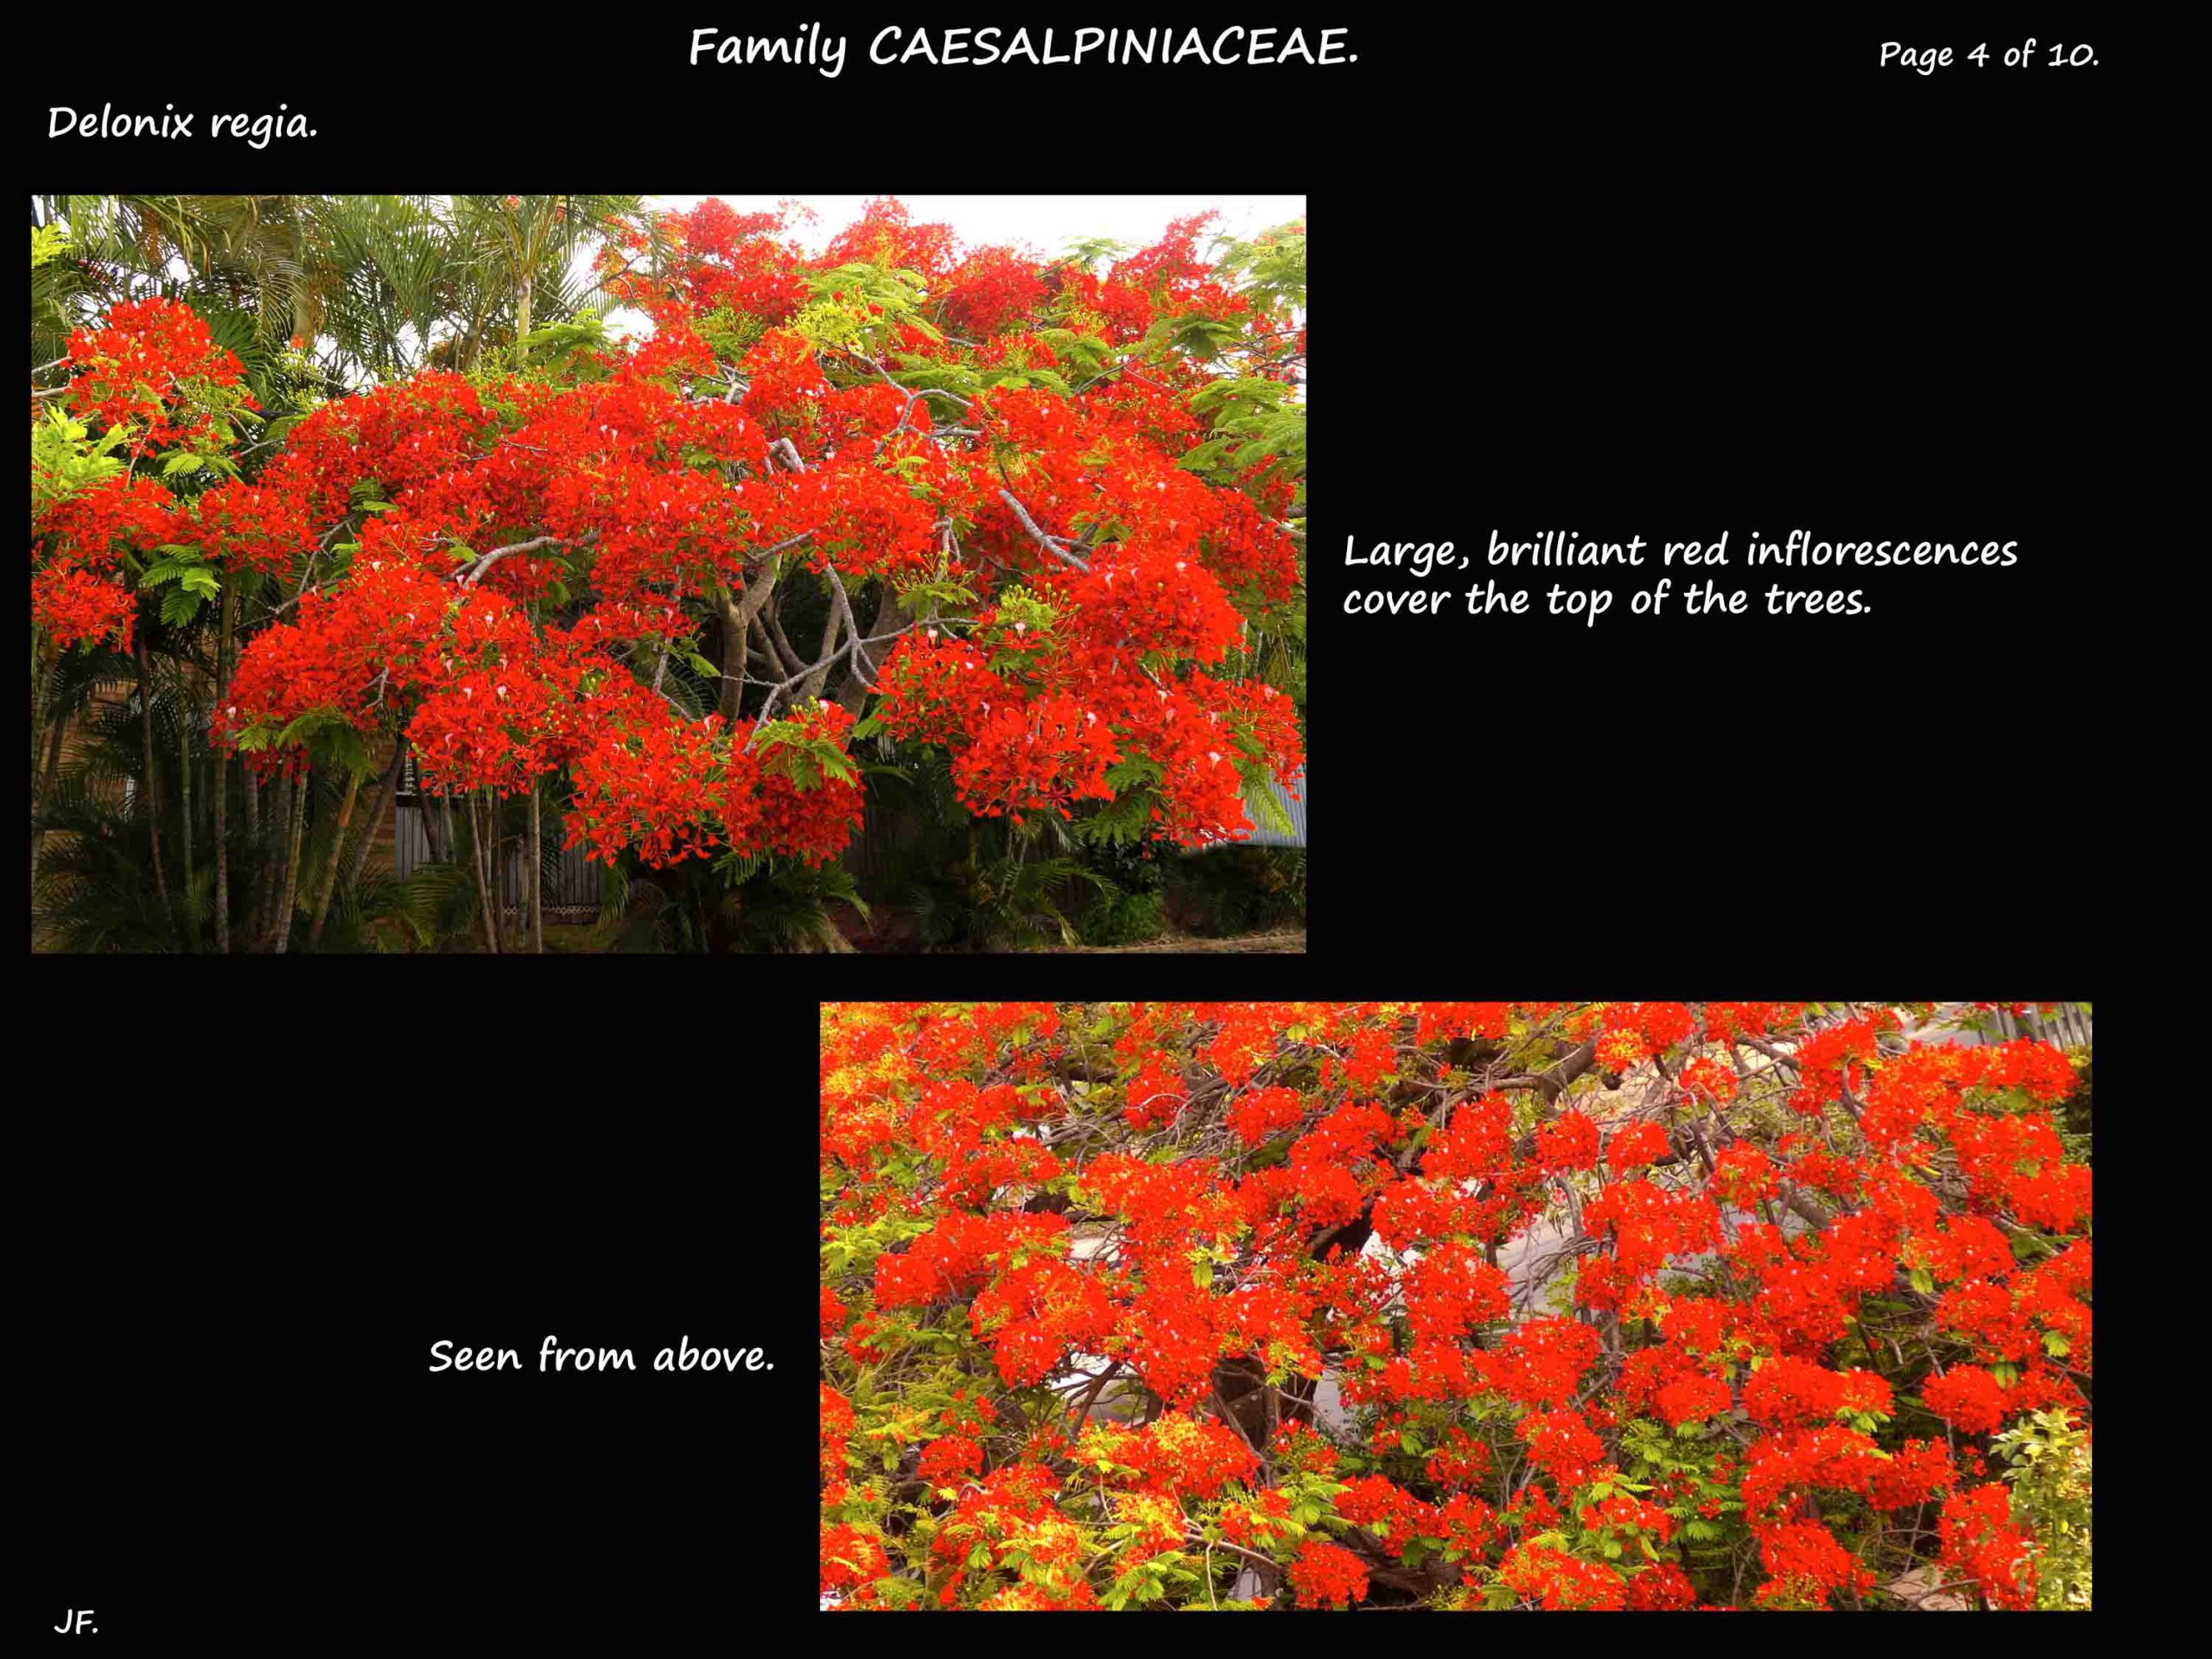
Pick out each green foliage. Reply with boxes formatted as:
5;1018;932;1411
32;788;195;952
694;302;768;365
33;680;226;951
1165;846;1305;937
579;844;868;954
139;543;223;628
31;406;132;515
725;860;869;952
517;314;610;375
953;852;1105;950
1061;235;1132;270
1032;327;1111;381
1181;375;1305;500
885;350;980;404
1074;760;1165;849
1158;312;1246;359
799;260;931;355
1076;887;1167;947
990;585;1059;637
1213;221;1307;312
368;859;480;951
893;575;978;621
2060;1056;2092;1155
753;709;861;789
268;706;372;779
1240;774;1298;841
1996;1408;2091;1609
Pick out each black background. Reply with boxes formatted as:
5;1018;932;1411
22;13;2144;1639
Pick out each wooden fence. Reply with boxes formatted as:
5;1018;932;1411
391;800;605;917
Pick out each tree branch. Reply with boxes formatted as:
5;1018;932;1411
999;489;1092;574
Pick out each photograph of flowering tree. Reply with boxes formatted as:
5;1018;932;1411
29;196;1305;951
819;1001;2091;1609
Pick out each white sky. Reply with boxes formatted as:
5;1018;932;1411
597;195;1304;344
642;194;1306;258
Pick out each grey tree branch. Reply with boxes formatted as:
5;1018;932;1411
998;489;1092;574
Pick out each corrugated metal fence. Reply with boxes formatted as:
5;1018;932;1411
1236;771;1307;849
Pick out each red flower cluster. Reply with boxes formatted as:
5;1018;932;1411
823;1002;2092;1611
918;1433;985;1485
872;635;1007;747
31;475;184;652
1740;1355;1891;1427
1535;1109;1602;1171
1500;1541;1628;1610
948;692;1119;824
1287;1540;1369;1608
1923;1365;2011;1434
62;296;252;456
1227;1084;1306;1148
1939;1483;2038;1610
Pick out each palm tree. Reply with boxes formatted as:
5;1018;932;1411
445;194;640;368
35;194;645;389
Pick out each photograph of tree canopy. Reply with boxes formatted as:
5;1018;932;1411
29;195;1306;951
819;1001;2091;1610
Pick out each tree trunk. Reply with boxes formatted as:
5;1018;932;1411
835;582;902;715
29;632;48;791
751;614;795;679
29;683;66;899
289;197;315;346
469;793;500;953
527;778;544;951
493;809;516;954
716;556;789;723
29;633;60;899
767;596;810;681
249;771;282;949
306;766;363;949
502;830;520;953
719;599;746;721
270;766;309;954
135;636;173;929
801;590;842;702
345;734;408;893
213;585;233;953
515;268;533;364
178;689;196;951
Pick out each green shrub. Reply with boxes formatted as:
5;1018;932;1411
1995;1407;2092;1609
1077;887;1167;946
1166;846;1306;936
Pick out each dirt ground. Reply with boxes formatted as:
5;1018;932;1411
1052;927;1306;953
